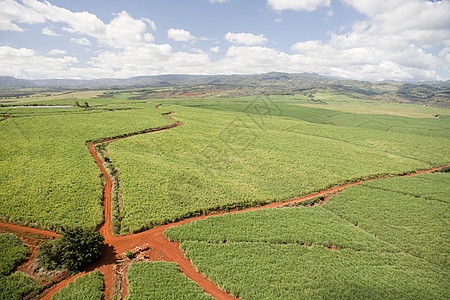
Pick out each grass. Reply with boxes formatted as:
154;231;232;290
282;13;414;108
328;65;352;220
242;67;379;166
0;103;172;231
108;105;448;233
0;233;28;276
164;172;449;299
125;261;212;300
51;271;104;300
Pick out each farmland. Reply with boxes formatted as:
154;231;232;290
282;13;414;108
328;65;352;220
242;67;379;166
107;102;448;233
126;262;212;299
0;233;40;300
50;271;104;300
0;88;448;299
165;172;449;299
0;104;172;231
0;233;28;276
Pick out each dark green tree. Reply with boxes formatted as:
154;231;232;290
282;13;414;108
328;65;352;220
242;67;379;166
38;228;104;271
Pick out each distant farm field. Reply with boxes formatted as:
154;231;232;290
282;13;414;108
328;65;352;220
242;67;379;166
108;103;448;233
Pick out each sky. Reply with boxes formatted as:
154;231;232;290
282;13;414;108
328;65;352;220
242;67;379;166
0;0;449;82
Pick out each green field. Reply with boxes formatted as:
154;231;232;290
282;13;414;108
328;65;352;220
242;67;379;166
126;261;211;300
0;233;28;276
0;233;40;300
51;271;104;300
0;104;172;231
165;172;449;299
0;90;449;298
108;103;448;233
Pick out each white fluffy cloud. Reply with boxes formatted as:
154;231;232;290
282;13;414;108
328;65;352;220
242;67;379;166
285;0;450;81
70;37;91;46
167;28;196;42
49;49;67;55
267;0;331;12
0;0;46;31
1;0;156;50
41;27;59;36
209;0;228;3
0;46;78;78
0;0;447;81
210;46;220;53
225;32;268;46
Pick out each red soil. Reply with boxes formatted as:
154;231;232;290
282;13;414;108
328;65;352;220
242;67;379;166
2;110;448;300
330;118;342;126
0;116;10;122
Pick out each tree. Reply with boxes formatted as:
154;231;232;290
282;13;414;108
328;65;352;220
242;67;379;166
38;228;104;271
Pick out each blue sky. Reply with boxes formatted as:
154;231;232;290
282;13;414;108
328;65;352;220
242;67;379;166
0;0;449;81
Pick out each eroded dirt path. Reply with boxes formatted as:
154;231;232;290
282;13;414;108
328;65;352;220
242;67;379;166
1;110;448;300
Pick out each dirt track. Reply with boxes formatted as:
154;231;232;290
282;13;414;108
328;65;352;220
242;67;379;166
1;112;448;300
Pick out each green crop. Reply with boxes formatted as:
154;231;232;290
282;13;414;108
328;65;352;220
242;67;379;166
108;105;448;233
126;261;212;300
0;104;172;231
0;271;40;300
165;172;449;299
0;234;39;300
51;271;104;300
165;207;395;252
0;233;28;276
324;174;450;268
180;242;447;300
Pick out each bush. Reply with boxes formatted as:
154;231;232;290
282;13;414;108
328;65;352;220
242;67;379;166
38;228;104;271
124;251;134;259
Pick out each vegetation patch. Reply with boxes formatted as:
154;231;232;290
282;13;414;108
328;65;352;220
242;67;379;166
0;233;40;300
0;233;28;276
126;261;211;300
51;271;104;300
38;228;104;271
0;271;40;300
166;172;448;299
0;104;172;231
108;105;448;233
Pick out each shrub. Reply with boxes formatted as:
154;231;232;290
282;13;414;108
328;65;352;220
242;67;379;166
124;251;134;260
38;228;104;271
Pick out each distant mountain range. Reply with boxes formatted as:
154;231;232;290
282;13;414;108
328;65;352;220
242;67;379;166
1;72;449;107
0;72;336;89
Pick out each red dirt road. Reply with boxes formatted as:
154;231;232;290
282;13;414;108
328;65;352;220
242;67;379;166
2;110;449;300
